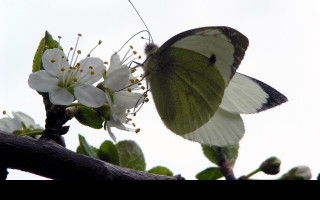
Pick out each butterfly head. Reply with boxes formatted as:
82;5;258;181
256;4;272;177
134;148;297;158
144;43;159;57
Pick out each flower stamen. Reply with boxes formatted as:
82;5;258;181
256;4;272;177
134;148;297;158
69;33;82;67
87;40;102;57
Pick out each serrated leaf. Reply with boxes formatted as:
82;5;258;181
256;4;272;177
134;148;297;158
116;140;146;171
78;134;98;159
32;31;61;72
196;167;224;180
75;107;103;129
148;166;173;176
97;140;120;165
202;144;239;167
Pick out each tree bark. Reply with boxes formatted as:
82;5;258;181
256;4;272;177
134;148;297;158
0;131;184;180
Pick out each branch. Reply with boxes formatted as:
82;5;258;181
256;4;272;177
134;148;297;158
0;131;184;180
218;159;236;180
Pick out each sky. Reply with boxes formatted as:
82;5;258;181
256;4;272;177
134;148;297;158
1;0;320;180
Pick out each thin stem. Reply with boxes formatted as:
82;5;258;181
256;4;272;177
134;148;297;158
245;168;261;179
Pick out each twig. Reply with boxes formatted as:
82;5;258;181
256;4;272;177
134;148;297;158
0;132;184;180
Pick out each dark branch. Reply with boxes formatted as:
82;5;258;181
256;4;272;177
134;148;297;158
218;159;236;180
0;131;184;180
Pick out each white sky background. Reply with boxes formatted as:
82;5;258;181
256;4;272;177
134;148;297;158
1;0;320;180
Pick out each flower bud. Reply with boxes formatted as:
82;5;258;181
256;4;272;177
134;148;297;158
260;156;281;175
280;166;312;180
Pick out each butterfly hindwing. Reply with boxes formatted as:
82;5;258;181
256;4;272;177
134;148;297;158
149;46;225;135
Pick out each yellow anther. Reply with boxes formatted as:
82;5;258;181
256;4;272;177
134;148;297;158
77;50;81;54
104;69;107;74
130;68;136;73
78;33;82;37
127;88;132;92
89;66;93;69
143;93;148;97
51;59;55;63
90;71;95;75
58;36;62;39
129;79;135;83
104;61;108;65
129;45;133;49
138;83;142;86
133;51;137;55
2;110;6;115
98;40;102;45
141;86;145;90
80;69;83;72
138;55;141;59
135;128;141;133
73;77;78;82
132;123;136;127
144;98;149;102
60;67;65;71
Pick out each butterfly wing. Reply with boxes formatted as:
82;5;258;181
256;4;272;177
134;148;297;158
158;26;249;86
220;72;288;114
148;47;226;137
146;27;249;146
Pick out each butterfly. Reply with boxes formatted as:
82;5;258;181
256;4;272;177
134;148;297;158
142;26;287;146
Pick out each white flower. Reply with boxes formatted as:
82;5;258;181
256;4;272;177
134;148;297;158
0;111;42;133
28;48;107;108
103;52;144;141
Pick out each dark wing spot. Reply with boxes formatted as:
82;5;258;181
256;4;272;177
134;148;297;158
208;54;216;66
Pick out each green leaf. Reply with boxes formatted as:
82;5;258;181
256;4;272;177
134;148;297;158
78;134;98;159
202;144;239;167
32;31;61;72
116;140;146;171
74;106;103;129
148;166;173;176
97;140;120;165
196;167;224;180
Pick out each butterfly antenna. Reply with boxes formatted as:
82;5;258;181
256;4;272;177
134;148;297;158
128;0;153;44
117;30;150;53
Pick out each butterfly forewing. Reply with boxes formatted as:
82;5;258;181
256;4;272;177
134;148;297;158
159;26;249;86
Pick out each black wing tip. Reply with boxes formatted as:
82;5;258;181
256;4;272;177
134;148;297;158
252;77;288;112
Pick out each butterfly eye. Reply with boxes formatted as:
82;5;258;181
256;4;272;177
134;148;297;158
209;54;216;65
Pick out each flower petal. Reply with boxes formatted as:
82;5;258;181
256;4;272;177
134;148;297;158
28;70;58;92
105;121;117;143
104;66;129;91
105;92;117;121
49;86;74;105
0;117;21;133
74;85;106;108
77;57;105;85
108;53;121;73
42;48;69;76
12;111;36;129
114;91;143;109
